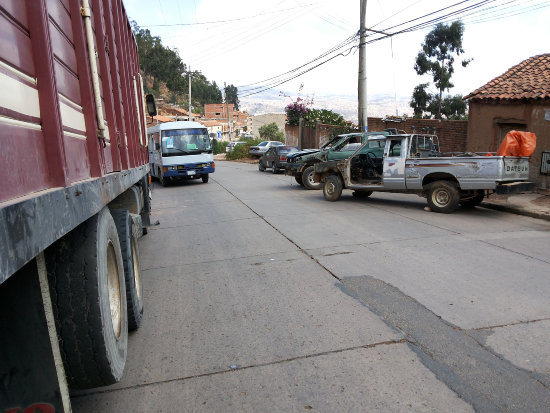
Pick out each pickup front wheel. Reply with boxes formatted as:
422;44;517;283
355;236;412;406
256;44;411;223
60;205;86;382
323;175;343;202
427;181;459;213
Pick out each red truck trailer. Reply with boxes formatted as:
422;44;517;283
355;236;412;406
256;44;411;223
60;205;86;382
0;1;150;411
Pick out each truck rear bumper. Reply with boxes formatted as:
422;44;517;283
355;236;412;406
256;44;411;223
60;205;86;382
496;181;535;194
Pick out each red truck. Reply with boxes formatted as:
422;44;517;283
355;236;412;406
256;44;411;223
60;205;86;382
0;1;151;411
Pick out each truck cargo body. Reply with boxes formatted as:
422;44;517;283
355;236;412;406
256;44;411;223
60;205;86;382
0;0;149;410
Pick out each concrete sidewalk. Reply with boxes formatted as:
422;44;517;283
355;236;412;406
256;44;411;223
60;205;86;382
482;190;550;221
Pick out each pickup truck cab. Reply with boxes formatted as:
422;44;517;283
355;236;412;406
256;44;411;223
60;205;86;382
285;131;391;189
313;134;533;213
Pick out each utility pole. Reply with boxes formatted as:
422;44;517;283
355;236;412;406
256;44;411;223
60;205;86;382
188;66;192;121
224;82;231;142
358;0;368;132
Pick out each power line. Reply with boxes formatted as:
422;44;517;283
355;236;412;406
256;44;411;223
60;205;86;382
139;3;315;27
237;0;546;97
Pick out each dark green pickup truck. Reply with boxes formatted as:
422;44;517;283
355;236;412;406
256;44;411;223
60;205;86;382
284;131;391;189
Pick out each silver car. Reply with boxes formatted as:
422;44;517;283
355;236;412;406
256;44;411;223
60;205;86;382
249;141;283;157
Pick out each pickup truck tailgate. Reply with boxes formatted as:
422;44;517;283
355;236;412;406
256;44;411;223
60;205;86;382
498;157;530;181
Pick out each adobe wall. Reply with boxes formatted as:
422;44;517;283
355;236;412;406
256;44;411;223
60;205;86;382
367;117;468;153
467;101;550;188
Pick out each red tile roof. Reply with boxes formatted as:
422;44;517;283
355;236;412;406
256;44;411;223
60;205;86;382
464;54;550;101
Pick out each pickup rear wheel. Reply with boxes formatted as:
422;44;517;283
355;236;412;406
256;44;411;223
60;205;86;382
427;181;460;213
303;166;322;190
46;208;128;389
460;190;485;207
323;175;343;202
258;161;266;172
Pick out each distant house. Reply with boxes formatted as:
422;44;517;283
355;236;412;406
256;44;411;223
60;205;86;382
464;53;550;189
203;103;252;140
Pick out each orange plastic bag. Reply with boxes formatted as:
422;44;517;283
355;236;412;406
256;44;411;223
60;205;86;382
496;130;537;157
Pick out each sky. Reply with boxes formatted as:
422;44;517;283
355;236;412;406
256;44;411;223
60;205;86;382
123;0;550;113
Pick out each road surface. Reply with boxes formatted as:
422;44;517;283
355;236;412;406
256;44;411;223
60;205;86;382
73;161;550;412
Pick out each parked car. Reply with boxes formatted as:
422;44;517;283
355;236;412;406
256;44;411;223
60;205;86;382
259;146;300;173
249;141;284;157
226;141;247;152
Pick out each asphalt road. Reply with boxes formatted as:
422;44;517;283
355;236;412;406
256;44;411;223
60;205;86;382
73;161;550;412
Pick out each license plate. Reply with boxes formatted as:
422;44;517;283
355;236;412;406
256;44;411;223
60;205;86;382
188;170;195;176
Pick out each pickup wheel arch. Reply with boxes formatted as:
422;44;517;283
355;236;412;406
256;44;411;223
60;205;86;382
422;173;459;190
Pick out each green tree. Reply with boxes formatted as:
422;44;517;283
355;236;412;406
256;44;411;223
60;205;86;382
224;84;239;111
410;83;431;118
303;108;347;127
132;21;222;109
259;123;284;142
413;21;471;119
440;95;467;120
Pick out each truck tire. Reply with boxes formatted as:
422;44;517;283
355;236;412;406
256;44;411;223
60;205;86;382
295;173;304;186
111;209;143;331
303;165;322;190
202;174;209;183
46;208;128;389
460;190;484;207
159;168;167;187
272;162;278;174
259;161;266;172
427;181;460;213
323;175;343;202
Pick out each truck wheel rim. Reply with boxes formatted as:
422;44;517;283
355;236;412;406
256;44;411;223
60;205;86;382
433;189;450;207
132;241;142;300
307;172;315;186
107;241;122;339
326;182;335;195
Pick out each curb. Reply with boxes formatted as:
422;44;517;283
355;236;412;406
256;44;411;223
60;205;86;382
481;202;550;222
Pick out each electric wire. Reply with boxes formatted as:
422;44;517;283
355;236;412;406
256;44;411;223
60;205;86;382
237;0;547;97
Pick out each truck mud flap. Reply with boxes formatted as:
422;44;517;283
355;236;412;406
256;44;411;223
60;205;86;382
496;181;535;194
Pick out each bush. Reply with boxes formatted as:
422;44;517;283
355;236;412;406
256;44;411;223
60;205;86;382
213;140;227;155
226;143;250;160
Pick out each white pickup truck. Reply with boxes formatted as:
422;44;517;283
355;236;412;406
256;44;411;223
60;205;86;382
313;134;533;213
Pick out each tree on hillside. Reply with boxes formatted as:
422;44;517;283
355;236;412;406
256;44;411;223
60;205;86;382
224;84;239;111
132;22;222;110
133;22;186;92
411;21;471;119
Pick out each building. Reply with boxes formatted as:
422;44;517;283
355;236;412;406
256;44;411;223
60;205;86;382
464;54;550;189
162;106;199;122
199;119;227;141
203;103;252;139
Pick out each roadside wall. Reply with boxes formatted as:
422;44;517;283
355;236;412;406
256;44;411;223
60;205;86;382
285;117;468;153
252;114;286;139
367;117;468;153
466;100;550;188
